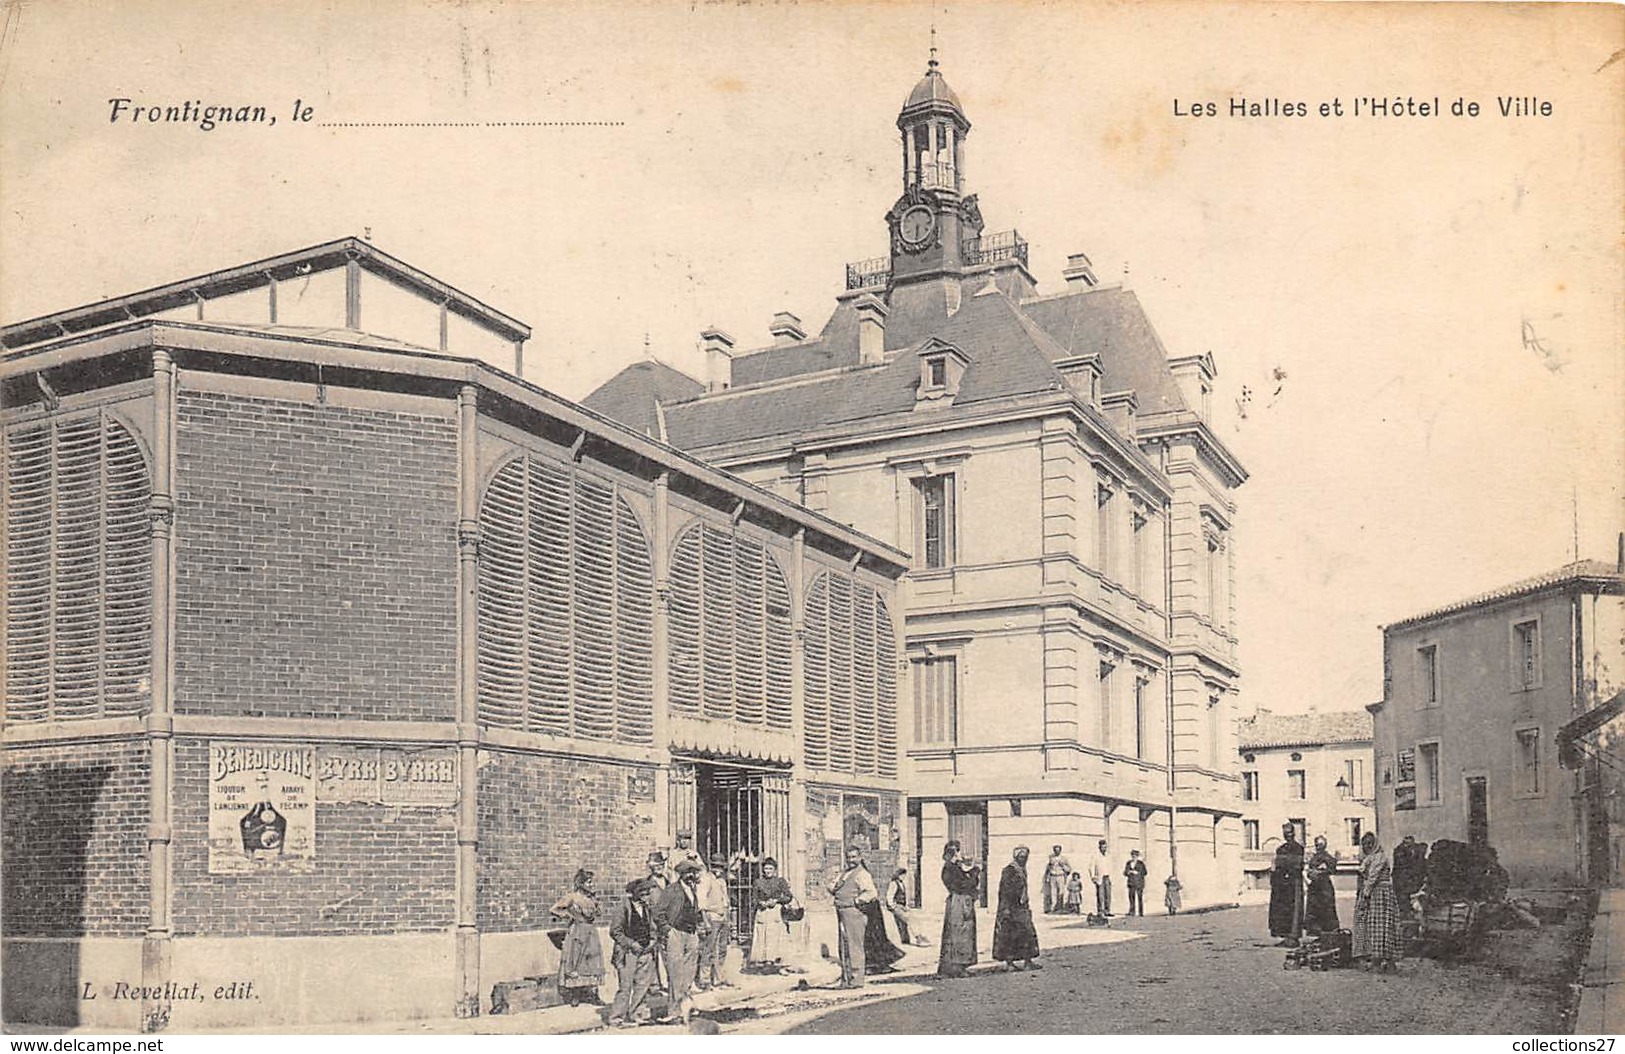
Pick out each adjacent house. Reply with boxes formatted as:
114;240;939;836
1237;710;1375;890
1368;560;1624;886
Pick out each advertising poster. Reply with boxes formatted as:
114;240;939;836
207;742;317;874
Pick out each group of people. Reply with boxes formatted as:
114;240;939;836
1039;841;1163;918
549;830;744;1027
937;839;1042;977
552;831;937;1027
1267;823;1400;971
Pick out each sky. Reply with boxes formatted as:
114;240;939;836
2;0;1621;716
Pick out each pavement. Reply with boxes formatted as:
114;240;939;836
330;903;1160;1035
1575;887;1625;1035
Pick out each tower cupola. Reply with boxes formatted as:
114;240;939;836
883;48;985;287
897;51;970;196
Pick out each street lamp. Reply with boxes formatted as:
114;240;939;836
1335;776;1351;800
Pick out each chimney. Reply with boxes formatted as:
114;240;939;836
769;311;806;345
854;293;888;367
700;327;735;393
1062;252;1099;287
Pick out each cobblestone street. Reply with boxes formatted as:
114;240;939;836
709;895;1579;1035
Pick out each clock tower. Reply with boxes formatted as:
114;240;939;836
887;53;983;285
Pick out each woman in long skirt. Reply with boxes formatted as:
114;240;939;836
859;894;905;974
747;857;797;972
1304;835;1341;934
551;868;606;1004
1352;832;1400;972
938;841;981;978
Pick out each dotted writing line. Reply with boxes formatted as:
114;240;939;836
318;120;626;128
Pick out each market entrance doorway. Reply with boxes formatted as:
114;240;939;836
674;759;791;941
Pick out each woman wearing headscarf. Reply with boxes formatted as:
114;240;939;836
1303;834;1341;935
992;846;1041;971
746;857;798;973
1352;832;1400;972
937;840;981;978
551;867;606;1005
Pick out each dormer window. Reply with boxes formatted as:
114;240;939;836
915;341;970;404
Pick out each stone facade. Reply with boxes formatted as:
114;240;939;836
588;62;1250;912
1369;561;1623;887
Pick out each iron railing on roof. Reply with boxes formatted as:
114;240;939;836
844;256;891;290
966;229;1029;269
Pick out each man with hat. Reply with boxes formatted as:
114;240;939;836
668;829;702;881
696;852;734;990
654;857;706;1023
607;878;659;1027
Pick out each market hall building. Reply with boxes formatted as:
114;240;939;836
587;59;1250;912
0;239;909;1030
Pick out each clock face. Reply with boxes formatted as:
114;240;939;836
899;206;935;247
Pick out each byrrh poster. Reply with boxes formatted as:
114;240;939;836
207;742;316;874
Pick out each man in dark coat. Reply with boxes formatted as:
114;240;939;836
992;846;1041;971
1391;834;1427;917
1123;849;1149;917
1268;823;1305;947
607;879;659;1027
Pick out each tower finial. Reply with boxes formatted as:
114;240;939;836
928;24;938;71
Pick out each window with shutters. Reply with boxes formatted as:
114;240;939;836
475;455;654;743
803;571;897;777
666;522;793;731
5;412;152;722
911;655;957;746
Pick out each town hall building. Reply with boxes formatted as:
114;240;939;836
587;57;1251;910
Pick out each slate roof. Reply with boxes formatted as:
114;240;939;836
585;277;1196;456
658;286;1073;451
1020;288;1190;415
1237;710;1373;750
580;359;704;438
1384;560;1624;631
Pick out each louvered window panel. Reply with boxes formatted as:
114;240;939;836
476;455;654;744
4;413;151;723
801;572;897;776
764;562;793;731
875;598;898;778
826;575;855;772
668;523;792;731
476;462;527;728
572;476;616;741
852;581;878;774
733;540;766;725
527;460;572;736
801;576;830;770
613;496;655;744
699;526;736;720
668;529;703;716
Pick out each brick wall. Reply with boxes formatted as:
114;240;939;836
477;752;658;932
170;739;455;936
173;389;458;721
1;740;149;937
